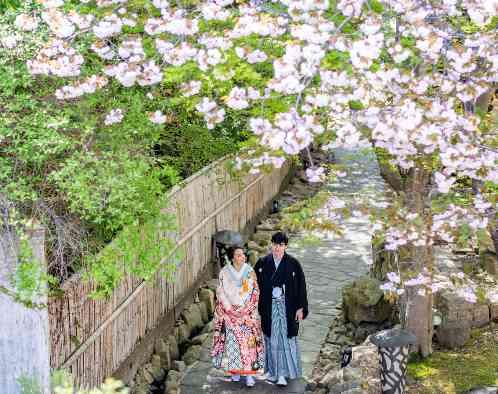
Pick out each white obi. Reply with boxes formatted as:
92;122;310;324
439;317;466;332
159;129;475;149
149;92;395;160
272;286;285;300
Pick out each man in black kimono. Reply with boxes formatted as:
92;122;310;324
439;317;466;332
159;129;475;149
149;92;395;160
254;231;309;387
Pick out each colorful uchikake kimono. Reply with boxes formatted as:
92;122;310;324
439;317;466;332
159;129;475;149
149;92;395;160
211;263;265;376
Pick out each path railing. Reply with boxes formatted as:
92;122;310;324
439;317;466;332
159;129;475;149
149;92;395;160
47;157;291;388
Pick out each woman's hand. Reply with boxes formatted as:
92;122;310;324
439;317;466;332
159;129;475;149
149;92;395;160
295;308;304;321
230;305;243;318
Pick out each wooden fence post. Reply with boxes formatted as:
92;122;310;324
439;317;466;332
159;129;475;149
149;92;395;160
0;226;51;394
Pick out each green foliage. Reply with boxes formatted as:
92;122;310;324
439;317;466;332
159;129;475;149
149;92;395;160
374;147;398;172
368;0;384;14
321;49;351;72
156;120;241;178
400;35;417;49
484;181;498;198
348;100;364;111
18;374;42;394
49;152;169;238
199;18;234;33
0;0;255;290
18;370;128;394
3;237;59;308
87;210;179;298
163;62;200;85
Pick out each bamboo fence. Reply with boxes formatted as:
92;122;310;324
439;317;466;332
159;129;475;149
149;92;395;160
47;157;291;388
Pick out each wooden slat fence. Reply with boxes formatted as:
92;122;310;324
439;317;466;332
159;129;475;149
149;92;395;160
48;157;291;388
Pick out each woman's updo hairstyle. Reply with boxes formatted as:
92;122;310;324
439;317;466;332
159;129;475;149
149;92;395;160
227;245;245;262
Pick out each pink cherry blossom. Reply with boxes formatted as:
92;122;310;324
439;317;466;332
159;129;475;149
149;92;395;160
305;166;325;183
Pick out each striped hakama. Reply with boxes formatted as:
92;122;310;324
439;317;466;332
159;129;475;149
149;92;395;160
264;297;302;379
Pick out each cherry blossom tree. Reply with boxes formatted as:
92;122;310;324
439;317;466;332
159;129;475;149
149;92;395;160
3;0;497;355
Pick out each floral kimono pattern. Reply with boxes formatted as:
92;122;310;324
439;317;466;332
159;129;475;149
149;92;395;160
211;263;265;375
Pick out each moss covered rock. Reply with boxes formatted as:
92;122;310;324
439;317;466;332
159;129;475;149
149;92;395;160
479;230;498;276
342;277;392;324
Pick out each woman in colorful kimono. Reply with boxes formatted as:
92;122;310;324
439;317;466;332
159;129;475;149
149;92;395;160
211;245;264;388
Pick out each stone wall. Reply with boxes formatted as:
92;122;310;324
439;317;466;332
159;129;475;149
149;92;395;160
310;334;382;394
0;227;51;394
128;281;216;394
435;290;496;349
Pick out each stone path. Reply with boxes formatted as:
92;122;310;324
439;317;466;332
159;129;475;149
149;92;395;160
180;148;390;394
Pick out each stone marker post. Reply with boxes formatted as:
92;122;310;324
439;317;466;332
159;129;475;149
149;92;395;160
0;226;51;394
370;328;417;394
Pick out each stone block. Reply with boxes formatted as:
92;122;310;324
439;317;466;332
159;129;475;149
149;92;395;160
191;333;209;345
472;304;490;328
463;387;498;394
250;231;271;246
175;322;190;345
137;365;154;384
164;370;181;392
437;291;474;326
154;339;171;369
182;344;202;365
181;303;203;333
168;335;180;360
172;360;186;372
478;230;497;275
198;301;209;323
199;288;215;316
205;279;219;292
132;384;149;394
247;241;267;254
341;388;364;394
319;369;342;389
256;222;277;231
349;343;381;394
150;356;166;381
329;381;361;394
490;304;498;322
200;321;213;334
481;253;498;275
436;320;471;349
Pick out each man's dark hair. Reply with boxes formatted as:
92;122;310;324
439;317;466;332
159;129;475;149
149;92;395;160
227;245;245;261
271;231;288;245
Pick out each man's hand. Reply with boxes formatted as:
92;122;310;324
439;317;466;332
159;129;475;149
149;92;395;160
295;308;304;321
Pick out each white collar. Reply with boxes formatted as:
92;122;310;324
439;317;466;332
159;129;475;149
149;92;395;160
229;263;247;280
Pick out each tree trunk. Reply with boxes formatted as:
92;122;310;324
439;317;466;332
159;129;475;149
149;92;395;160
400;166;434;357
475;86;495;113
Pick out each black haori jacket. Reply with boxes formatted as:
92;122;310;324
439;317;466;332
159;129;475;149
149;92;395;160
254;253;309;338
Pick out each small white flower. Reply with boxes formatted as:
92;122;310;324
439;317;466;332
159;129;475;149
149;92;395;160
181;80;201;97
104;108;124;125
305;167;325;183
149;110;166;124
434;172;456;194
15;14;39;31
386;272;401;284
247;49;267;64
1;35;19;49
